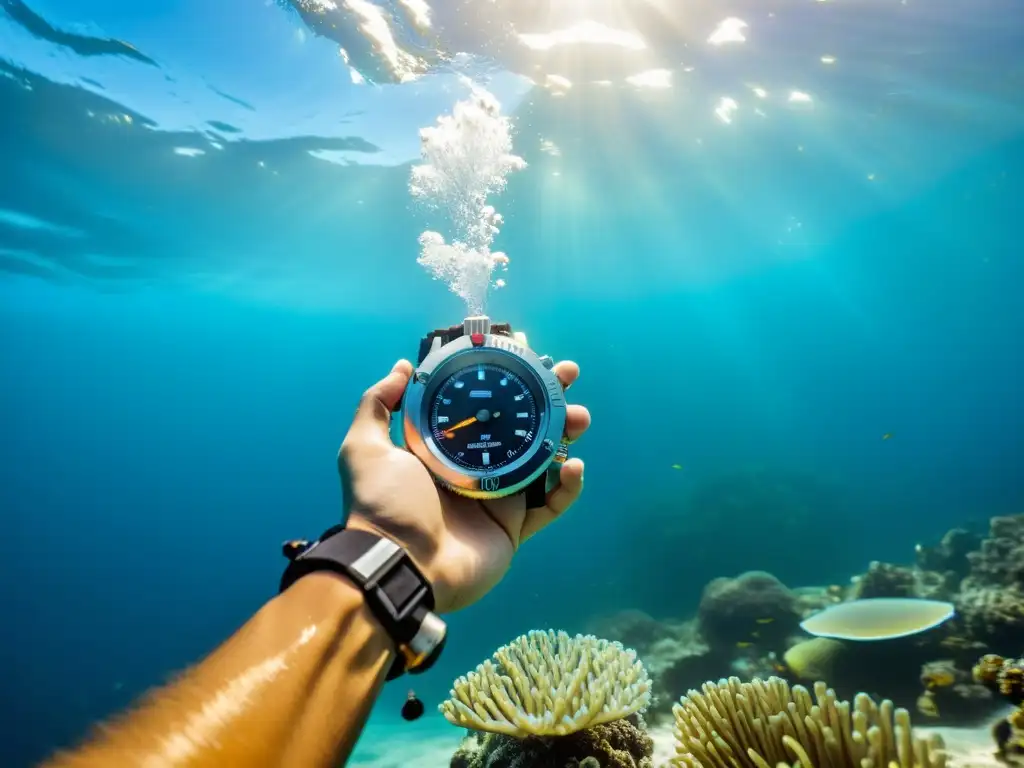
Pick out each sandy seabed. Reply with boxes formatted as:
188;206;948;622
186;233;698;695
348;717;1009;768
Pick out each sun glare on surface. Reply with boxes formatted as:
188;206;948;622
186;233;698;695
517;21;647;52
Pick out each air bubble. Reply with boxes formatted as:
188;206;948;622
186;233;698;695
409;79;526;313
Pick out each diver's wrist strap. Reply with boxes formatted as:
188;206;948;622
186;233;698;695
279;526;446;680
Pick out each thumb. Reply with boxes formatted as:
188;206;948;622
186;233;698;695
350;359;414;445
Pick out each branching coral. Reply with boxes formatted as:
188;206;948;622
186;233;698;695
670;676;946;768
440;630;652;737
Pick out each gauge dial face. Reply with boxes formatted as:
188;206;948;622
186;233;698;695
430;363;540;471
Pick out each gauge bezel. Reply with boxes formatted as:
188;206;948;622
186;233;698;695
403;333;567;499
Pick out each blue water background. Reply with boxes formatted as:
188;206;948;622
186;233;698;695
2;0;1024;764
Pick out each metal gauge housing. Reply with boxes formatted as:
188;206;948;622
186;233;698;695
402;327;567;499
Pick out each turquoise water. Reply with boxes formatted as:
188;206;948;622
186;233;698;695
2;0;1023;765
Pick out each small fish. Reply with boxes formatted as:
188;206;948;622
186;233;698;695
923;670;956;690
401;691;425;721
751;631;760;639
671;463;683;470
736;641;754;648
916;690;939;718
756;618;775;624
882;433;893;440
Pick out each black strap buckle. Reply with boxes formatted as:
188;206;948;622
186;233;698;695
279;527;444;680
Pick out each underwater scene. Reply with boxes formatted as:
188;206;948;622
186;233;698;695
2;0;1024;766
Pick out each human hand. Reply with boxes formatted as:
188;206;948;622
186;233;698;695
338;359;590;613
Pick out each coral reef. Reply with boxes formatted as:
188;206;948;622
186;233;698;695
440;630;651;737
583;514;1024;730
790;517;1024;715
965;517;1024;585
449;715;653;768
670;676;946;768
957;517;1024;649
774;517;1020;720
455;512;1024;768
437;512;1024;768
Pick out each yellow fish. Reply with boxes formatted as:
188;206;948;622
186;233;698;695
923;670;956;690
671;464;683;470
916;691;939;718
756;618;775;624
882;433;893;440
736;642;754;648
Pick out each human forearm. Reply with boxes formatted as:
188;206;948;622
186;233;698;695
44;573;394;768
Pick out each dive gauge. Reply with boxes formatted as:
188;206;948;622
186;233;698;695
402;316;569;505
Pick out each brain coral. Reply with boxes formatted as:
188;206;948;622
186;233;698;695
697;571;799;647
439;629;652;737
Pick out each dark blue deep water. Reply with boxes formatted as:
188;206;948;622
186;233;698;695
2;0;1023;765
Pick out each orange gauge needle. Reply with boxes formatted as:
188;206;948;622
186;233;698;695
442;416;477;439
